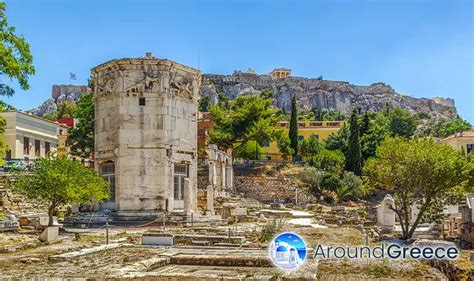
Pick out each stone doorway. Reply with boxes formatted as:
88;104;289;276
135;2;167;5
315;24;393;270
173;163;188;210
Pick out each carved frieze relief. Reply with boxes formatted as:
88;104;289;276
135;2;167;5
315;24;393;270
169;74;195;100
124;71;161;93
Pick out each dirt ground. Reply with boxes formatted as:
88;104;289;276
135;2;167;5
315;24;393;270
0;221;455;280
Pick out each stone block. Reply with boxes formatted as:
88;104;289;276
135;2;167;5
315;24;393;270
142;233;174;246
39;226;59;242
331;206;345;212
231;207;247;216
38;216;59;227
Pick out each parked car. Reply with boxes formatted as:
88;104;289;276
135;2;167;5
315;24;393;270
2;160;27;172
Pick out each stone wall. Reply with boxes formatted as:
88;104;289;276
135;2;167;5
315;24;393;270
235;175;316;204
427;260;474;281
201;74;457;119
459;200;474;248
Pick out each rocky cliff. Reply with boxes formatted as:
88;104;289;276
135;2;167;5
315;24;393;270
28;85;88;116
30;76;457;119
201;72;457;118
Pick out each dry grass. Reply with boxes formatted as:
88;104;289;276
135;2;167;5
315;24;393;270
317;258;445;280
293;226;366;248
455;250;474;271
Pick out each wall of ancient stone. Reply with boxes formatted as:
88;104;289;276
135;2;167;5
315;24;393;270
235;175;316;204
93;57;200;213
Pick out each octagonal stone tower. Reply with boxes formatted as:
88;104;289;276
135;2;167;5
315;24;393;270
92;54;200;215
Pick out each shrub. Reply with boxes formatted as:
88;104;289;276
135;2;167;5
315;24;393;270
298;167;324;193
310;149;345;174
335;171;363;203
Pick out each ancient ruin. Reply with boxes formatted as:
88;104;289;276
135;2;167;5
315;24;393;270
92;53;201;214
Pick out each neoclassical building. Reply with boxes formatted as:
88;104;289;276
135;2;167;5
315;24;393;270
92;53;201;214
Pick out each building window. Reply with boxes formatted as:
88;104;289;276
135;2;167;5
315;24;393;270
467;144;473;154
35;140;41;157
309;122;323;127
23;137;29;155
174;163;188;176
5;150;11;160
45;142;50;157
100;162;115;203
139;97;146;106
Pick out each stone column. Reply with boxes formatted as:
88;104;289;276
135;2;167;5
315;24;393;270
209;161;216;186
183;178;191;212
206;184;214;214
226;166;233;192
221;162;226;193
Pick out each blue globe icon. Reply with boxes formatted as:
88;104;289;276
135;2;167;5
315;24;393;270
269;232;307;270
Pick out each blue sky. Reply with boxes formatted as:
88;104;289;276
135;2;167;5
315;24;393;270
4;0;473;122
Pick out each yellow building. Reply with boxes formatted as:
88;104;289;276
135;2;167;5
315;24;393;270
261;120;347;160
438;131;474;153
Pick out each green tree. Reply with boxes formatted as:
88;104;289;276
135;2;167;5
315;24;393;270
359;112;371;136
44;101;77;121
324;125;349;155
11;156;109;226
360;122;389;162
320;172;342;191
437;118;472;138
275;130;295;161
310;148;345;174
363;137;473;239
199;96;210;112
209;93;277;159
347;110;362;175
0;3;35;97
388;107;418;138
235;141;261;160
335;171;362;203
0;102;14;164
217;93;230;109
67;93;94;158
289;95;298;157
312;108;347;121
300;134;320;157
298;167;324;193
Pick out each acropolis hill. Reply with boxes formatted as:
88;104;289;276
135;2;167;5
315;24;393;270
201;68;457;119
30;68;457;119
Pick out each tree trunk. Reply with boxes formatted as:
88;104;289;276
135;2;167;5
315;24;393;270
390;205;407;239
407;200;430;239
403;201;410;240
48;203;56;227
255;142;258;160
231;143;245;163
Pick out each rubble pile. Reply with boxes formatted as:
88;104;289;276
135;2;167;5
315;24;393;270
235;175;316;204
